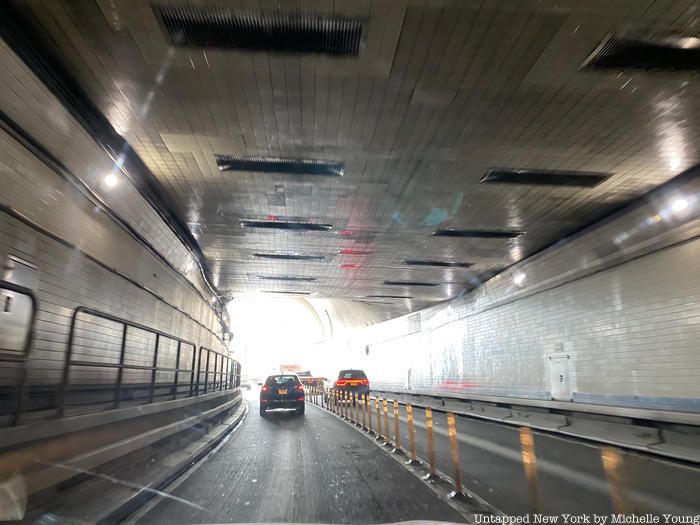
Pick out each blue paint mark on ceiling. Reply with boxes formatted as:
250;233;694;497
422;208;449;226
451;192;463;215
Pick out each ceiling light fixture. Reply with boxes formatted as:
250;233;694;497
104;173;118;188
671;198;689;213
513;272;526;286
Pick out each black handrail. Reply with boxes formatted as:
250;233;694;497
0;280;38;426
57;307;199;416
196;347;236;395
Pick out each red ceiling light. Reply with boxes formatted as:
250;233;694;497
266;214;277;221
339;248;371;255
339;229;353;235
341;264;361;269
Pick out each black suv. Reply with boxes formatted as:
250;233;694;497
260;374;305;416
334;369;370;401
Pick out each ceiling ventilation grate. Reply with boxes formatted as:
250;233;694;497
432;229;523;239
262;290;312;295
481;168;608;187
216;155;344;177
253;253;325;261
383;281;438;287
366;294;413;299
582;34;700;72
258;276;318;282
404;260;473;268
157;6;363;57
241;220;332;231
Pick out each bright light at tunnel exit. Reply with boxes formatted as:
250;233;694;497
227;297;328;380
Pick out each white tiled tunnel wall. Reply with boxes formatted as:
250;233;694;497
0;120;227;409
356;196;700;412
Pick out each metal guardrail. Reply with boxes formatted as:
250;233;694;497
370;388;700;464
0;280;38;426
56;307;238;418
306;386;694;515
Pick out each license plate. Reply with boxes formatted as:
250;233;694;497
278;389;287;395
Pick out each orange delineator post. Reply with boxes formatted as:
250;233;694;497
375;397;382;439
447;412;462;494
382;399;390;445
393;399;401;451
425;407;437;476
519;427;541;513
367;396;373;433
406;403;418;462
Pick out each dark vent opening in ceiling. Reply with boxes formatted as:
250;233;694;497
366;295;413;299
216;155;344;177
383;281;438;287
262;290;311;295
258;276;318;282
157;6;363;57
404;260;473;268
253;253;325;261
241;220;332;231
583;34;700;72
481;168;608;187
433;229;523;239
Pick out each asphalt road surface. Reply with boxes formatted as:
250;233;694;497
323;395;700;516
138;391;467;524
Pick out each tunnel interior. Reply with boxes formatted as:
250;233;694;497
1;0;700;522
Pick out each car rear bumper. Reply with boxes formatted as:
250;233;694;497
336;386;370;397
261;399;304;409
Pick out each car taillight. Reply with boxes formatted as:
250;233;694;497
297;385;304;392
335;379;347;387
261;385;268;392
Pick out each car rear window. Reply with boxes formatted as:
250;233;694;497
265;375;299;386
338;370;367;380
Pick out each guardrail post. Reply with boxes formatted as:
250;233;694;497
601;447;627;514
446;412;463;498
382;399;391;447
189;345;196;397
392;400;403;454
405;403;419;465
114;325;128;408
519;427;542;513
212;353;218;391
204;349;211;393
423;407;438;481
172;340;181;399
149;333;160;403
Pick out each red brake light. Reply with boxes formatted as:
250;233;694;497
297;385;304;392
261;385;268;392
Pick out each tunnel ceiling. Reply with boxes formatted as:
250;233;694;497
13;0;700;322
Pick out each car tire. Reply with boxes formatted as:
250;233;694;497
260;407;266;417
297;404;305;415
